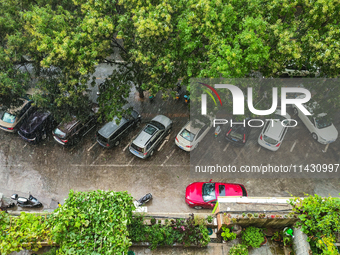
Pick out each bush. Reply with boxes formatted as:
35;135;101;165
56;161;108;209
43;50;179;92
129;214;210;250
241;226;265;248
229;244;249;255
221;226;237;241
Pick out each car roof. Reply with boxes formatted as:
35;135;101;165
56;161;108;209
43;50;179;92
185;119;206;134
132;128;153;148
57;117;78;133
20;110;50;133
151;115;171;128
98;117;128;138
264;120;285;139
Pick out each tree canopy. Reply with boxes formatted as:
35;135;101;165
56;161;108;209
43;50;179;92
0;0;339;121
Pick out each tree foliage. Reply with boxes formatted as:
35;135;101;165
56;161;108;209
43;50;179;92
0;0;340;121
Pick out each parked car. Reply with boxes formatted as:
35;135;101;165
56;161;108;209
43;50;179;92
96;110;141;148
175;117;211;151
258;110;291;151
52;106;98;146
0;90;35;132
18;110;56;143
185;180;247;209
225;118;251;146
129;115;172;159
293;95;338;144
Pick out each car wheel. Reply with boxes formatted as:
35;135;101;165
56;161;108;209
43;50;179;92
312;133;318;141
114;140;120;146
293;108;298;115
42;133;47;140
194;206;203;210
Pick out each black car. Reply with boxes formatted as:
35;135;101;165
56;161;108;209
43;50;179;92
18;110;56;143
52;107;98;146
225;118;251;146
96;110;141;148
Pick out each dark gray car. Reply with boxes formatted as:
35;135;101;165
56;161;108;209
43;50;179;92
129;115;172;159
96;110;141;148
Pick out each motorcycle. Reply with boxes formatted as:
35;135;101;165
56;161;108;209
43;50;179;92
184;94;190;103
0;198;15;212
174;80;182;100
11;193;43;208
133;193;152;208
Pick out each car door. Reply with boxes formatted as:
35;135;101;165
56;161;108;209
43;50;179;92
206;183;219;208
305;115;316;133
121;120;133;138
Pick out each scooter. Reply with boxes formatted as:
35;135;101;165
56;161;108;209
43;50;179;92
0;198;15;212
11;193;43;208
133;193;152;208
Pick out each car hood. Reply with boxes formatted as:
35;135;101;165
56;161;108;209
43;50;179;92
152;115;172;128
317;124;338;141
185;183;204;203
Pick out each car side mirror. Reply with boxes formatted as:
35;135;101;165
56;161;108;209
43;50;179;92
209;179;212;182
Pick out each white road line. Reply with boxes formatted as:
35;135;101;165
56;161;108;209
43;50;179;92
223;143;230;152
128;157;135;165
305;153;309;158
161;149;175;166
158;139;169;152
123;143;130;152
290;140;297;152
90;151;106;165
87;142;98;152
257;146;261;152
322;143;329;153
71;164;191;167
23;144;27;149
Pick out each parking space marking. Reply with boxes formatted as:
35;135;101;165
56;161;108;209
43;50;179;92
158;135;170;152
123;143;130;152
257;146;261;152
161;149;175;166
71;164;191;167
223;143;230;152
87;142;98;151
322;143;329;153
290;141;297;152
90;151;106;165
128;157;135;165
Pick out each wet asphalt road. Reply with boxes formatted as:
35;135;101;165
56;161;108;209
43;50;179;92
0;66;339;213
1;90;339;213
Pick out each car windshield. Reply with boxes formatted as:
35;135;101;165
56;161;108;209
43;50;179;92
263;135;278;145
180;129;195;142
230;130;243;140
144;124;157;135
275;114;289;125
202;183;216;202
1;112;16;123
315;116;332;129
54;128;66;138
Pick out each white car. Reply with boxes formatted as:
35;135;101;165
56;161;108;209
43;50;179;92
293;96;338;144
175;118;212;151
258;110;291;151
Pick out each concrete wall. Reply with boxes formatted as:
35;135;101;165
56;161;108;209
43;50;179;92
293;227;311;255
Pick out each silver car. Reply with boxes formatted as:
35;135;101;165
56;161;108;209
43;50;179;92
129;115;172;159
258;110;291;151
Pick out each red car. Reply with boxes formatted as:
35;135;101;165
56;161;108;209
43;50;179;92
185;180;248;209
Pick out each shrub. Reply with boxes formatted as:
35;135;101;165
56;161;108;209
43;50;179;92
229;244;249;255
241;226;265;248
221;226;237;241
206;215;214;223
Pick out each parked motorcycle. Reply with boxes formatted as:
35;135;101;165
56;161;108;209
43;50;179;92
11;194;43;208
0;198;15;212
134;193;152;208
